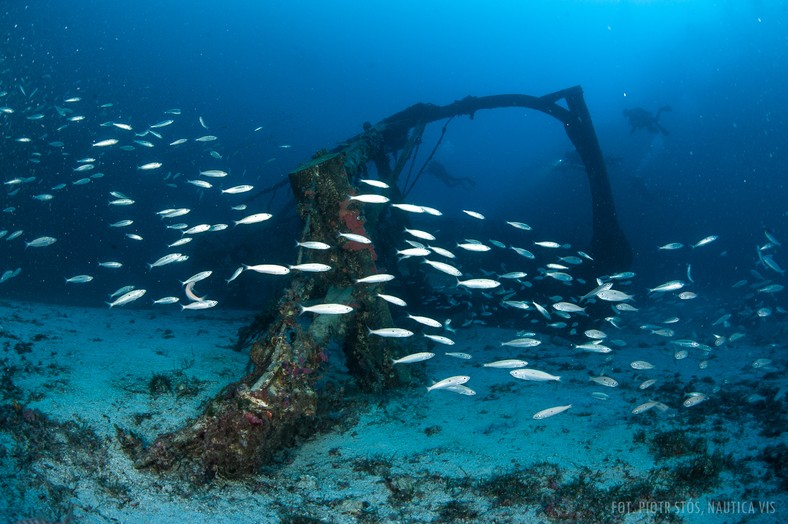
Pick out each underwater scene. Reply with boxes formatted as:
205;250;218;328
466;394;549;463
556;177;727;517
1;1;786;523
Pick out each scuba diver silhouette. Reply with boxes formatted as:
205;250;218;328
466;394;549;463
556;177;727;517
623;106;672;135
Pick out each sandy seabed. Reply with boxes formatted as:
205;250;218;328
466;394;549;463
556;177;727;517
1;299;785;523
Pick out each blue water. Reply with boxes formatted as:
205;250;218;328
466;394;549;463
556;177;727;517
1;1;787;522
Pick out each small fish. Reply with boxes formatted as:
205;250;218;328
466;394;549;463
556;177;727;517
652;328;675;337
153;296;180;305
183;224;211;235
226;266;244;283
427;375;471;392
533;405;571;420
107;289;147;308
639;379;657;390
397;247;431;257
427;245;456;258
289;263;332;272
589;376;619;387
546;271;573;282
338;232;372;244
392;352;435;364
407;314;443;328
181;271;213;285
138;162;163;171
170;138;188;146
356;274;395;284
574;343;611;353
359;179;390;189
502;300;530;310
148;253;187;269
195;135;218;142
234;213;273;226
159;208;191;218
221;185;254;194
113;123;133;131
368;327;414;338
483;359;529;369
462;210;485;220
200;169;229;178
377;293;407;307
658;242;683;250
98;261;123;269
181;300;219;310
65;275;93;284
510;246;535;259
457;242;491;253
110;285;135;298
532;301;551;320
630;360;655;370
499;271;527;279
444;384;476;395
552;302;585;313
510;368;560;381
348;194;390;204
534;241;562;248
444;351;471;359
648;280;685;293
422;260;462;277
297;240;331;250
92;139;119;147
457;278;500;289
506;221;532;230
109;198;135;206
299;303;354;315
109;219;134;228
632;401;660;415
424;334;455;345
501;338;541;348
683;393;708;407
764;229;781;246
33;194;54;201
243;264;290;275
25;236;57;248
188;179;213;188
404;228;436;241
691;235;718;248
150;119;174;128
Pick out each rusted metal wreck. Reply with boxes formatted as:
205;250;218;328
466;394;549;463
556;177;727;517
122;86;632;482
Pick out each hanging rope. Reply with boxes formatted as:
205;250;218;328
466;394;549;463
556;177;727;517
403;116;454;198
396;122;426;192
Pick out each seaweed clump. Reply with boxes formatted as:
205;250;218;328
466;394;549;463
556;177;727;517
648;429;707;460
436;500;480;522
0;401;131;520
146;370;205;399
758;443;788;491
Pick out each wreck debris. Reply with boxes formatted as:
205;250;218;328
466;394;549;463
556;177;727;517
127;87;631;481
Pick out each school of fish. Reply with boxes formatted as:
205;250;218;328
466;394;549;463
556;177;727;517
0;83;784;421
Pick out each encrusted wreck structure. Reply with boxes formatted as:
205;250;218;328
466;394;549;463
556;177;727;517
123;86;632;481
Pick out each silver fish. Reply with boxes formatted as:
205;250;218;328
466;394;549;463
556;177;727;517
533;405;571;419
107;289;147;308
299;303;354;315
392;352;434;364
